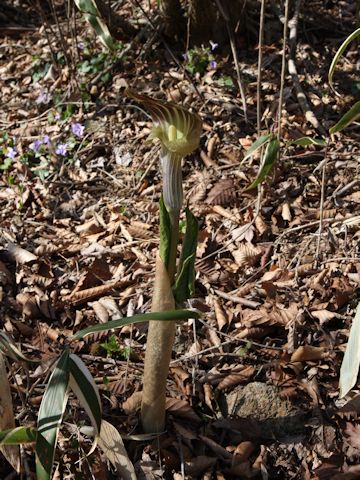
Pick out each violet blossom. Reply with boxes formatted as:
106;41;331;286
209;40;219;51
55;143;68;156
30;139;43;152
36;90;51;105
209;60;217;69
6;147;17;160
71;122;85;138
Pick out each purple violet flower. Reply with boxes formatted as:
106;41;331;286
36;90;51;105
30;139;43;152
42;135;50;144
209;41;219;51
78;42;85;50
71;122;85;138
209;60;217;70
55;143;67;156
6;147;17;160
182;53;188;61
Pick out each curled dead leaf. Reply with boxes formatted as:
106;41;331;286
290;345;327;362
7;243;37;264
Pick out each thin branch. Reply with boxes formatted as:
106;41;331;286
214;0;248;123
277;0;289;141
287;0;327;136
257;0;266;134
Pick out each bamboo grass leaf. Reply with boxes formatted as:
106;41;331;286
71;309;199;341
328;28;360;95
74;0;115;50
244;138;280;191
329;100;360;134
0;427;37;445
242;134;271;161
339;303;360;398
0;332;38;363
69;354;102;441
36;350;70;480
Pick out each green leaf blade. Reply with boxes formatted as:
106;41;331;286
69;354;102;436
329;100;360;134
242;134;271;161
72;309;199;341
287;137;327;147
173;208;198;305
244;138;280;191
0;427;37;445
339;303;360;398
36;350;70;480
329;28;360;95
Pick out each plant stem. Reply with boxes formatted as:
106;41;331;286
141;170;181;433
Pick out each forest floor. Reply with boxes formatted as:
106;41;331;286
0;0;359;478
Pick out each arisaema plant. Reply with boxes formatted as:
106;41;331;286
126;89;202;433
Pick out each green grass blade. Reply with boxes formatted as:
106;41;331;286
0;427;37;445
242;134;271;161
69;354;102;437
72;309;199;341
244;138;280;191
36;350;70;480
329;28;360;95
329;100;360;134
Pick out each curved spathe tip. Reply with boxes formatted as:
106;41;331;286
126;89;202;156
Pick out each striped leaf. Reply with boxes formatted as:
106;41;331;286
126;89;202;157
71;309;199;341
0;427;37;445
69;354;102;441
36;350;70;480
74;0;115;50
0;331;38;363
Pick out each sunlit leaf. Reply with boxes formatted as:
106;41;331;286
0;427;37;445
242;134;271;162
36;350;70;480
329;100;360;134
69;354;101;441
329;27;360;95
244;138;280;191
71;309;199;341
339;303;360;398
97;420;136;480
